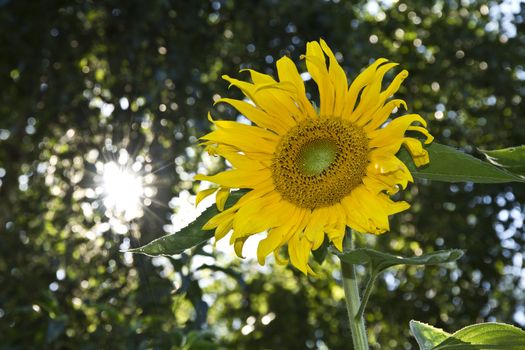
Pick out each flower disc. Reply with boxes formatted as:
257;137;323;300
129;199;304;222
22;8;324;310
272;118;369;209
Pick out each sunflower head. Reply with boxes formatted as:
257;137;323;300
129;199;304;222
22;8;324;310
195;39;433;275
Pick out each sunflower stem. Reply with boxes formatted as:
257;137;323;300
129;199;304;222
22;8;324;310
341;230;369;350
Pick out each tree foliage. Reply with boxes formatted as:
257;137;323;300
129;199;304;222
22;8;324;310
1;0;525;349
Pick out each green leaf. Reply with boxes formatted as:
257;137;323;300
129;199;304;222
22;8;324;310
126;191;245;256
431;322;525;349
312;236;329;264
410;320;451;350
397;142;524;183
480;145;525;178
339;248;463;320
338;248;463;273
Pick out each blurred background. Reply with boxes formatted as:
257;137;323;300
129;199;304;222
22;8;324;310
2;0;525;349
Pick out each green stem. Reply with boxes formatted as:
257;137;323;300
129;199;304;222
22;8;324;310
355;271;378;322
341;230;369;350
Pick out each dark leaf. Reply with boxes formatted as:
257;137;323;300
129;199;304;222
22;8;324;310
338;248;464;273
397;143;524;183
480;145;525;178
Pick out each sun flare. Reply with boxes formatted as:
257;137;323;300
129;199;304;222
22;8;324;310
102;162;144;221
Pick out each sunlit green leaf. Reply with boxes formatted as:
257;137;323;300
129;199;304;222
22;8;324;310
432;322;525;349
126;191;244;256
410;320;451;350
480;145;525;178
398;143;524;183
338;248;463;272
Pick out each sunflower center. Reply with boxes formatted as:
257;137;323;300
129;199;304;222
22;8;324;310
271;118;369;209
298;139;338;176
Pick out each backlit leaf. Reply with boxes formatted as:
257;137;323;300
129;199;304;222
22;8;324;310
126;191;244;256
410;320;451;350
433;322;525;350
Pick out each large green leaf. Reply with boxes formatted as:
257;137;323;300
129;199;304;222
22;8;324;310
411;322;525;350
338;248;464;272
410;321;451;350
397;142;524;183
126;191;244;256
480;145;525;178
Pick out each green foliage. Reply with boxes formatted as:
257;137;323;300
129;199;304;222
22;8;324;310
481;146;525;178
398;143;525;183
410;321;525;350
312;236;329;264
2;0;525;349
410;321;451;350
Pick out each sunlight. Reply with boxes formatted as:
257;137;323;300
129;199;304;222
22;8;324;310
102;162;144;221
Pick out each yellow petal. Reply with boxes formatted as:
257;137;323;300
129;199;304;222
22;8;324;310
351;62;398;123
342;186;390;234
233;194;294;237
201;127;277;155
368;114;427;149
273;248;289;265
216;98;290;134
306;265;319;277
206;143;273;165
342;58;389;119
303;41;334;117
232;193;279;235
368;152;410;175
256;206;306;265
303;208;326;246
203;207;236;230
341;194;369;234
257;229;282;265
234;236;249;258
288;234;311;275
320;39;348;117
362;99;407;131
324;204;346;251
408;126;434;144
276;56;317;119
379;69;409;102
357;68;410;128
222;75;299;128
195;188;218;207
379;196;410;215
403;137;430;167
242;68;276;84
214;214;234;241
206;144;267;170
366;166;413;191
216;187;230;211
194;168;272;189
362;175;396;195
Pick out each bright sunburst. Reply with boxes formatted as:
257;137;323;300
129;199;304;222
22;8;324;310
102;162;144;221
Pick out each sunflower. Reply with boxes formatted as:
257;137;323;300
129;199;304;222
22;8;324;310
195;39;433;275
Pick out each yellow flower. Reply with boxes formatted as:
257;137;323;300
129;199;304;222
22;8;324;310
195;39;433;275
